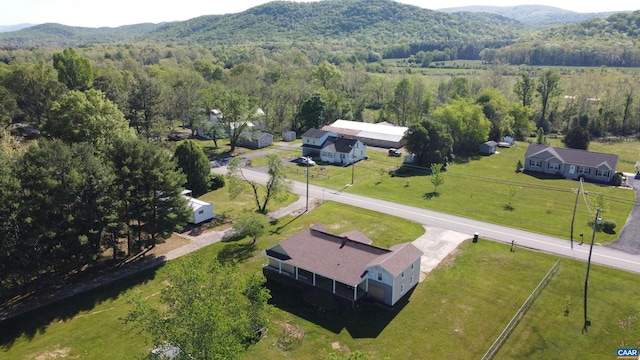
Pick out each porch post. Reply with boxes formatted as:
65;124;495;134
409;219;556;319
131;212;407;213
295;267;299;280
278;261;282;274
353;285;357;300
313;273;316;286
332;280;336;293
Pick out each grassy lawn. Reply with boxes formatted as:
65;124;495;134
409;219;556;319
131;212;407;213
285;141;637;244
497;259;640;359
2;202;637;359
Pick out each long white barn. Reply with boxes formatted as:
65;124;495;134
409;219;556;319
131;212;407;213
322;119;408;149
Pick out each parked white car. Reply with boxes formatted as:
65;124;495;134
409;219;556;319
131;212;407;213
296;156;316;166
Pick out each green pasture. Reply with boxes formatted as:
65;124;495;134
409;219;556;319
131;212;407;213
497;259;640;359
285;141;637;244
3;202;637;359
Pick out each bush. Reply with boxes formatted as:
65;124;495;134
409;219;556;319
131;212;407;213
611;172;623;186
209;173;225;191
602;220;617;233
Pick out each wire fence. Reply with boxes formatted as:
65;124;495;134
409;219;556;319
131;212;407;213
481;259;561;360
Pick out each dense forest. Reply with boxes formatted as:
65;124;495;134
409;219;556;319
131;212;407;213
1;0;640;300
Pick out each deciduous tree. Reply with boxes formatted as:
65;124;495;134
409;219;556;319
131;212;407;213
233;212;270;244
125;256;271;360
403;120;453;166
431;98;490;155
513;71;535;107
45;89;134;146
536;69;561;131
227;154;292;214
430;163;445;194
52;47;94;90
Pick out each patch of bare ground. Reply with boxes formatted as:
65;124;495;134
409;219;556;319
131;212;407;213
29;345;73;360
439;246;462;269
145;234;189;257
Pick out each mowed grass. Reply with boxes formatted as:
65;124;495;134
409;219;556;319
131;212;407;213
285;141;637;244
497;259;640;359
0;202;422;359
246;240;558;359
2;202;638;359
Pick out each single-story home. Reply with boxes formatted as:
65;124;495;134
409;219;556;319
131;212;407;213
322;119;408;149
523;144;618;183
237;131;274;149
181;190;214;224
301;129;366;165
263;223;423;307
479;140;498;155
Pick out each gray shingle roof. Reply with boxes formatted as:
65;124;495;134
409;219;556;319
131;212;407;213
525;144;618;170
301;128;330;139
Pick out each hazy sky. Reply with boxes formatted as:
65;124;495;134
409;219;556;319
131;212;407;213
2;0;637;28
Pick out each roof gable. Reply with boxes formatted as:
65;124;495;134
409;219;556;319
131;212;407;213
525;144;618;169
266;223;422;286
368;243;423;276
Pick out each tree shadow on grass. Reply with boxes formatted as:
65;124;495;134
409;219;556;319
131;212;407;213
269;213;306;236
504;204;515;211
424;191;439;200
217;242;257;265
264;272;412;338
0;263;162;349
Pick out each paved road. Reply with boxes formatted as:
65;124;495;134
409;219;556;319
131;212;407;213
217;166;640;275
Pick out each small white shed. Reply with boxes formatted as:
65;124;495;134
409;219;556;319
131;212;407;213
182;190;214;224
282;130;296;142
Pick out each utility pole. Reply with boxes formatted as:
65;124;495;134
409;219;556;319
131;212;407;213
570;178;582;249
583;207;601;333
305;167;309;212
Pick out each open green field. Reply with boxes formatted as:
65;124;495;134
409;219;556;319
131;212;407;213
498;258;640;359
2;202;638;359
283;140;637;244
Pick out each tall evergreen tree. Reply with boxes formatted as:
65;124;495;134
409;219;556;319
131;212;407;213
174;140;211;197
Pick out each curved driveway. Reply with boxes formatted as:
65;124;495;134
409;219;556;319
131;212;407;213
219;167;640;275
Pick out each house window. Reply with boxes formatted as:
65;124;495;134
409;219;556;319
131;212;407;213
377;272;382;281
198;210;204;214
578;167;590;175
401;284;404;293
548;162;560;171
410;276;414;285
529;159;541;167
411;263;414;270
401;271;405;279
596;169;609;177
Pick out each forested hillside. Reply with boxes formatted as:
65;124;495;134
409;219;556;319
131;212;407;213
0;23;161;48
1;0;638;67
439;5;619;29
145;0;520;57
486;10;640;67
